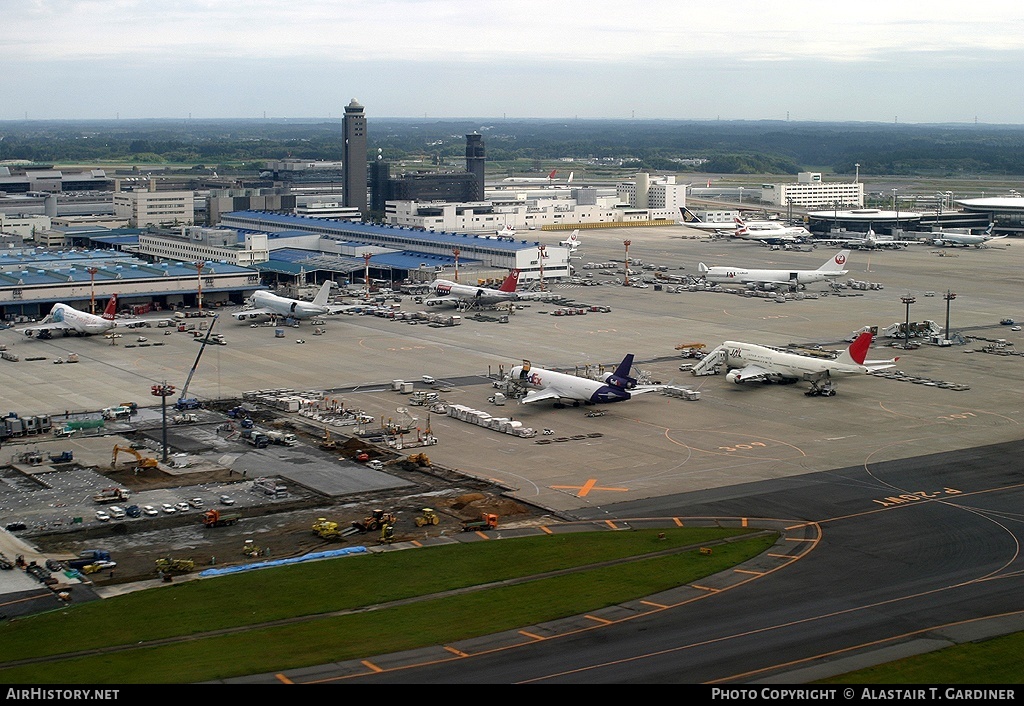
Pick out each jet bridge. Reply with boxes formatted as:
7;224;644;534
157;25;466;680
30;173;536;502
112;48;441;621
690;345;727;376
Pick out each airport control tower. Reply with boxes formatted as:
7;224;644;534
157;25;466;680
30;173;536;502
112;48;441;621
343;98;368;217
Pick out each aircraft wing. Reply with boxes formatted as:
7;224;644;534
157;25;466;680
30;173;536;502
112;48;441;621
520;388;567;404
18;321;76;336
232;307;274;321
423;296;460;306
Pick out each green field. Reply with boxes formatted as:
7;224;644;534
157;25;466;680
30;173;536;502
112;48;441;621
0;528;774;683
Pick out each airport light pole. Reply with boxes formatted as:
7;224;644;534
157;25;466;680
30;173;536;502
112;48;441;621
901;294;916;349
944;290;957;342
86;267;98;314
623;240;631;286
151;382;175;463
537;244;546;292
854;163;860;183
892;188;900;235
194;261;205;314
362;252;372;299
452;248;460;282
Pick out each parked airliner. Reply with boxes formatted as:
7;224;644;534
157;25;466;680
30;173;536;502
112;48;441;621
698;250;851;291
508;354;663;407
19;294;151;339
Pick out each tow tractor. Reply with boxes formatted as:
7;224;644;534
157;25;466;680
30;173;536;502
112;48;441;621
805;375;837;397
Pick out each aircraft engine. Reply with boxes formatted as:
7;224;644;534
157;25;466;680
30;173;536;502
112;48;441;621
606;374;635;390
931;239;946;247
726;370;745;384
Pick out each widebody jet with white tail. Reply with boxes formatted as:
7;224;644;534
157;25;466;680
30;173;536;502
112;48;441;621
233;281;348;322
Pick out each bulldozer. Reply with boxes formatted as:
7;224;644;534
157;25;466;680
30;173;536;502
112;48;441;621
155;557;195;574
112;444;159;471
311;517;342;540
351;509;397;533
414;508;440;527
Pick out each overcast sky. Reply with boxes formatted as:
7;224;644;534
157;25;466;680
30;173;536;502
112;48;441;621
4;0;1024;124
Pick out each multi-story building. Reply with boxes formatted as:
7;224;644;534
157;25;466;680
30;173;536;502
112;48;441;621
113;188;195;227
138;227;269;267
760;172;864;209
616;174;686;211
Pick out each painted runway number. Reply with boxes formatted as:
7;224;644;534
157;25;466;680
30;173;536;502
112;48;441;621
872;487;962;507
938;412;977;421
718;442;767;453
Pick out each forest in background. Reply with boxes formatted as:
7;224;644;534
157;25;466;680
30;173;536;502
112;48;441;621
2;118;1024;178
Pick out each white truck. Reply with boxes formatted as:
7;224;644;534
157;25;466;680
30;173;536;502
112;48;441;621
264;430;298;447
173;413;199;424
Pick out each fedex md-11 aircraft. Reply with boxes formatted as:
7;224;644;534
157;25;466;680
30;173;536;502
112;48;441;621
233;281;348;322
508;354;663;407
19;294;150;339
698;250;851;291
691;329;898;396
424;269;521;309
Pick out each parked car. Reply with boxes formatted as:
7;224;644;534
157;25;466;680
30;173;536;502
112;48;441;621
188;497;204;508
161;503;177;514
142;505;159;516
219;495;236;506
125;505;142;518
95;510;111;522
174;501;190;512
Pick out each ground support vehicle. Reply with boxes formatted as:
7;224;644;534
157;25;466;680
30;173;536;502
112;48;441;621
48;450;74;463
461;513;499;532
202;510;240;528
173;413;198;424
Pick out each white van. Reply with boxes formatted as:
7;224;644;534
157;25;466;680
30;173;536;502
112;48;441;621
108;505;126;520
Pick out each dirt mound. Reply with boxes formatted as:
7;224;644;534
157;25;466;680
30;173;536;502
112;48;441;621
445;493;530;519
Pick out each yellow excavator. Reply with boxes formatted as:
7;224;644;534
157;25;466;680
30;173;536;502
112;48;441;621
111;444;159;470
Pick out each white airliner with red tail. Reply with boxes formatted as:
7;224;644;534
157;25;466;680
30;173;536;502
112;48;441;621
425;270;521;308
698;250;851;291
691;329;898;396
19;294;150;339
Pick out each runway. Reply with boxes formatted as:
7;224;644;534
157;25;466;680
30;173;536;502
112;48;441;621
248;438;1024;683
